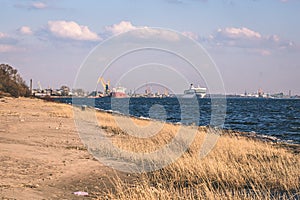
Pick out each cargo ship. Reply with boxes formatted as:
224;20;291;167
183;84;206;98
111;86;127;98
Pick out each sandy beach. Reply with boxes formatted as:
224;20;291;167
0;97;299;199
0;97;135;199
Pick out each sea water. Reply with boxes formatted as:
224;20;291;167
55;97;300;144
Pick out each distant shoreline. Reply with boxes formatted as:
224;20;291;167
37;95;300;100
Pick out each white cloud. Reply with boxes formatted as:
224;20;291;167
269;34;280;42
133;28;180;41
19;26;33;35
105;21;180;41
217;27;261;40
14;1;49;10
105;21;137;35
182;31;199;40
208;26;296;54
48;20;101;41
32;2;47;9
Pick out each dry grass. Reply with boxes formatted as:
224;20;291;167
87;109;300;199
9;98;296;199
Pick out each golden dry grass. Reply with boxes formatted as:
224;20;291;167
4;97;297;199
89;108;300;199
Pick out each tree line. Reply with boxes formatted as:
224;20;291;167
0;64;30;97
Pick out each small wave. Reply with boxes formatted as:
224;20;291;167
139;116;151;120
258;134;279;141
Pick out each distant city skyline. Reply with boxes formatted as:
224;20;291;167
0;0;299;94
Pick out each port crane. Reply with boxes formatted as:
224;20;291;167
97;77;110;95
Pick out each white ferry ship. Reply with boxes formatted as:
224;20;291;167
183;84;207;98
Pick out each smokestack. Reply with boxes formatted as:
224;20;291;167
30;79;33;95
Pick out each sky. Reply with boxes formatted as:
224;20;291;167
0;0;300;95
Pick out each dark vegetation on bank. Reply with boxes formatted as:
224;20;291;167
0;64;30;98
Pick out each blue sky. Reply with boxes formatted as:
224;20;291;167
0;0;299;94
